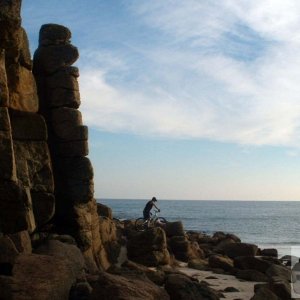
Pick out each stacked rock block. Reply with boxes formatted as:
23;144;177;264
0;0;55;234
33;24;105;270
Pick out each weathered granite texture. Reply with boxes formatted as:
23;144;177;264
0;0;54;235
33;23;104;272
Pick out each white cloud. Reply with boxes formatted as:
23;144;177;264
79;1;300;147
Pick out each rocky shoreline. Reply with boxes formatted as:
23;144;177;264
96;203;292;300
0;202;293;299
0;1;293;299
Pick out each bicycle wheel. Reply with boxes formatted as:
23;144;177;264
135;218;148;232
155;217;167;227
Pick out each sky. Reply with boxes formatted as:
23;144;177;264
21;0;300;200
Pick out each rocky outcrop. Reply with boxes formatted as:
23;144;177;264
32;23;105;271
0;0;54;235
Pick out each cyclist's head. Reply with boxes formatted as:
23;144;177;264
152;197;157;202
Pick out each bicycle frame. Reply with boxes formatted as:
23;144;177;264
147;210;160;225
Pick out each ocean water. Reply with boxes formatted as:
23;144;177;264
98;199;300;257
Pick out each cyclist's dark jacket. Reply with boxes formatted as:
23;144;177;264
143;200;154;219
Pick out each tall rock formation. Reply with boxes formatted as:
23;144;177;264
33;24;109;270
0;0;108;272
0;0;54;234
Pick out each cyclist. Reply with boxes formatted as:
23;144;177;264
143;197;160;220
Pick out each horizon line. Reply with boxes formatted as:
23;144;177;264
96;198;300;202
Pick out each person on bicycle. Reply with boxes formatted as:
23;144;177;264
143;197;160;220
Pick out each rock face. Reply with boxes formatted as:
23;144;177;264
1;0;106;280
0;0;54;235
33;23;103;271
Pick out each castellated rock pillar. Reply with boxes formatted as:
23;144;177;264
33;24;108;270
0;0;54;234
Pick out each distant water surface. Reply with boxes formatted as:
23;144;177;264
98;199;300;257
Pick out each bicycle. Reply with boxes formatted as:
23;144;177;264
135;210;167;232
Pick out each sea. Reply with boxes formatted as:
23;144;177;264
98;199;300;258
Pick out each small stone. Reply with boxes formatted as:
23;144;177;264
224;286;239;292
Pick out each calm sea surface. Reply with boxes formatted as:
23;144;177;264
98;199;300;257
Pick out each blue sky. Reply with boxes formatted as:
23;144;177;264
22;0;300;200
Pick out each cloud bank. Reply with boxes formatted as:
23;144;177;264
79;0;300;147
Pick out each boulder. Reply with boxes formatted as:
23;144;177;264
34;239;85;279
97;203;113;219
121;260;166;285
33;44;79;75
261;248;278;257
165;273;220;300
51;107;88;141
269;280;291;299
234;256;272;273
46;66;79;90
48;87;80;108
99;216;120;264
251;286;279;300
165;221;185;237
208;254;234;272
39;23;71;46
266;264;291;282
219;242;258;258
188;258;209;271
10;253;76;300
90;271;170;300
169;236;202;262
127;227;170;266
236;269;269;282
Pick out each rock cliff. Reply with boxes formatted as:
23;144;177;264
0;0;108;275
